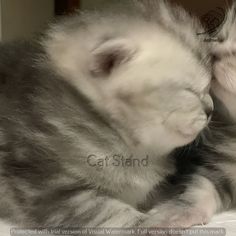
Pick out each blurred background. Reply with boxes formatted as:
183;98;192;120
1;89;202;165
0;0;231;42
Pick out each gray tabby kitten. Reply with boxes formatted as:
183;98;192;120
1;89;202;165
0;0;212;230
142;4;236;228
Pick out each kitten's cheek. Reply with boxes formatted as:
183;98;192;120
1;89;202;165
211;80;225;99
213;60;236;94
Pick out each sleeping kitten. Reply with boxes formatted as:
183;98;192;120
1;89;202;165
0;0;212;231
141;4;236;229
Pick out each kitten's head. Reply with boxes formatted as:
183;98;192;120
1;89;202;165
44;2;212;153
211;4;236;118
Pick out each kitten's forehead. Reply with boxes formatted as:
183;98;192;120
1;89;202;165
44;0;211;97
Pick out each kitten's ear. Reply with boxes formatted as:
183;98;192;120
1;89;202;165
90;38;136;77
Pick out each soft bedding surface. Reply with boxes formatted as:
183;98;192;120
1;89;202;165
1;212;236;236
201;212;236;236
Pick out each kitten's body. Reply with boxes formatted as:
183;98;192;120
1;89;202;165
0;1;212;229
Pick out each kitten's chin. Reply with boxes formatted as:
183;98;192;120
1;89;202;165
171;130;202;147
134;125;203;156
155;127;206;152
178;131;200;145
165;113;208;147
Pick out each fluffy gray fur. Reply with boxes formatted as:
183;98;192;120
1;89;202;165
0;0;212;231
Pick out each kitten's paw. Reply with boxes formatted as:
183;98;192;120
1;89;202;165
140;209;209;236
157;208;209;228
140;205;210;229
